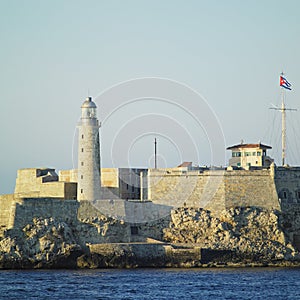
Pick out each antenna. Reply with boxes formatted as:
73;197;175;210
154;138;157;169
269;77;297;166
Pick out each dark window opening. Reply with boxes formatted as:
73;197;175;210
81;175;83;179
82;134;84;139
81;189;83;194
81;148;84;152
131;185;135;192
131;226;138;235
81;162;84;166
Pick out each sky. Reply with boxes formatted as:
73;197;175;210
1;0;300;194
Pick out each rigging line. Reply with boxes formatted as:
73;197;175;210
285;134;293;164
288;114;300;163
267;112;275;146
286;133;297;165
270;112;280;157
284;111;298;165
290;112;300;141
273;117;282;164
261;108;273;141
271;112;279;141
262;105;270;140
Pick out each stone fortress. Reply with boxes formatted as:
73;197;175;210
1;96;300;268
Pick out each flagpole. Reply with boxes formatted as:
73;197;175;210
269;73;296;166
281;88;286;166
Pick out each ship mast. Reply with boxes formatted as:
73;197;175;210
270;72;296;166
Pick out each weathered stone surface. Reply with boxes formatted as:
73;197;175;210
163;206;300;263
0;218;83;269
1;206;300;268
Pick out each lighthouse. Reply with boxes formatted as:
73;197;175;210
77;97;101;201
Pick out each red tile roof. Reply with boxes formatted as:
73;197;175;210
177;162;192;167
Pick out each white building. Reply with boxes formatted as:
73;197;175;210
227;142;274;168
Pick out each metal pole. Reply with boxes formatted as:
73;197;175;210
281;89;286;166
154;138;157;169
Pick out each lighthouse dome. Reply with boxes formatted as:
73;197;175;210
81;97;97;109
81;97;97;119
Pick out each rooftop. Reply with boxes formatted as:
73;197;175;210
177;162;193;167
226;143;272;150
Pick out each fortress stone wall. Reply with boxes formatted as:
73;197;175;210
1;165;300;240
15;168;77;200
0;195;78;236
223;168;280;210
148;167;281;214
274;167;300;207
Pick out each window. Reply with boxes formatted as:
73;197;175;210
82;134;84;139
232;152;241;157
81;162;84;166
245;152;251;156
237;162;241;167
81;175;83;179
131;185;135;192
81;189;83;194
257;152;261;156
252;152;256;156
81;148;84;152
126;184;129;190
279;189;290;203
131;226;138;235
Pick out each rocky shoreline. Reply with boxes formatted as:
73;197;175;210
1;206;300;269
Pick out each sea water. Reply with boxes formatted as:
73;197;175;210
0;268;299;299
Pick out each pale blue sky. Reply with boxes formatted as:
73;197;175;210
1;0;300;194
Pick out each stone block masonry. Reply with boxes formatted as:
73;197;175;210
274;167;300;206
0;197;79;235
148;168;280;214
14;168;77;199
224;169;280;211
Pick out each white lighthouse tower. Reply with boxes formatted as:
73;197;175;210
77;97;101;201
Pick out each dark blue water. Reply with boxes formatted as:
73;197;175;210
0;268;299;299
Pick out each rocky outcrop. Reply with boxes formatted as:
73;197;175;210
163;207;300;264
0;213;133;269
1;206;300;268
281;207;300;251
0;217;83;269
76;215;131;244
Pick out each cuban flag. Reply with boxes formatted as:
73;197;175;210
280;76;292;90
